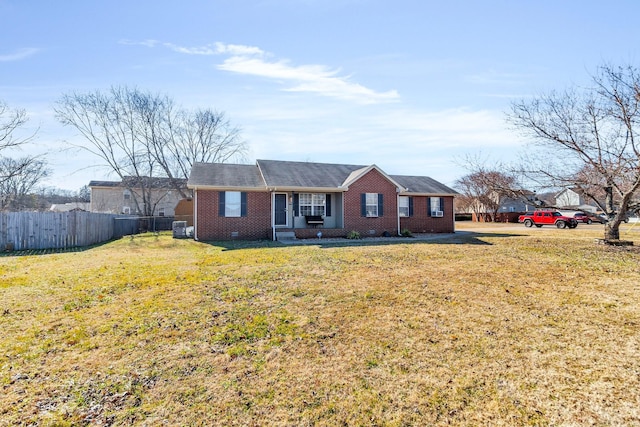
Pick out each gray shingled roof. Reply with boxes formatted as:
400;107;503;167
188;162;265;188
88;180;120;187
391;175;458;195
187;160;457;195
88;176;187;189
257;159;367;188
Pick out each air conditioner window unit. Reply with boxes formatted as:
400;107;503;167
432;210;444;217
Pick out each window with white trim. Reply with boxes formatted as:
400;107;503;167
123;190;131;201
158;207;165;217
366;193;379;217
299;193;326;217
430;197;442;211
398;196;410;217
225;191;242;217
430;197;444;217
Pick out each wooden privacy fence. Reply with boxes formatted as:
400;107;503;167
0;211;140;251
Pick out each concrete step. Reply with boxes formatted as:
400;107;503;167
276;231;296;241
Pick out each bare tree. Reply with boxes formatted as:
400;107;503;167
508;64;640;241
0;156;50;210
55;86;247;216
77;185;91;202
0;100;36;151
0;101;49;210
55;87;163;216
158;108;244;184
454;164;536;222
455;171;509;221
455;154;541;221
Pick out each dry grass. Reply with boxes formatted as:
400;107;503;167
1;224;640;426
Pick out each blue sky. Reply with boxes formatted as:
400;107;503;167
2;0;639;191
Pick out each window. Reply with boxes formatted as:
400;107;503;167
123;190;131;201
225;191;241;217
366;193;379;217
429;197;444;217
299;193;326;216
219;191;247;217
122;206;131;214
360;193;383;217
158;207;165;217
399;196;410;217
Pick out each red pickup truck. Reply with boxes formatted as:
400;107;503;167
518;211;578;229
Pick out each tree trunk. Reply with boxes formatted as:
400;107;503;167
604;222;620;240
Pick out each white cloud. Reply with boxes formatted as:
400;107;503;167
217;50;399;104
163;43;218;55
119;39;159;48
159;42;265;57
147;41;399;104
214;43;265;56
0;48;39;62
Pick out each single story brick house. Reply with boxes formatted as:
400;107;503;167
187;159;458;241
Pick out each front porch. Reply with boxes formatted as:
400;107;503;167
272;191;344;240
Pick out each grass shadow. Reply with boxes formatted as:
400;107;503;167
0;240;118;257
200;230;524;251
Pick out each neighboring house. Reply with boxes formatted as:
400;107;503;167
555;188;597;213
497;191;541;214
187;159;458;241
555;188;581;208
49;202;90;212
468;191;539;222
89;177;189;217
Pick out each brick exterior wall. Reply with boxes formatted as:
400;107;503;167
400;196;455;233
289;228;346;239
195;190;272;240
194;169;456;240
343;169;400;237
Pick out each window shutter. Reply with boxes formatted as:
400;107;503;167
439;197;444;213
240;192;247;217
427;197;432;216
219;191;226;216
408;196;414;217
326;194;332;217
378;194;384;217
293;193;299;216
361;193;367;217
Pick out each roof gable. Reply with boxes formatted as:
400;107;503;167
342;164;406;190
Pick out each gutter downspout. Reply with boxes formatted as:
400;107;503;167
271;191;276;241
397;192;401;236
193;187;198;241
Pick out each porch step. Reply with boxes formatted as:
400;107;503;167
276;231;297;241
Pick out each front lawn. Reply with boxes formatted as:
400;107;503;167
1;227;639;425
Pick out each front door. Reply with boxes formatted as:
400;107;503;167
274;193;288;226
